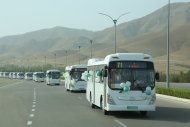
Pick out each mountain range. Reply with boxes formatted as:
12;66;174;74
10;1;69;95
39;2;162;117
0;2;190;73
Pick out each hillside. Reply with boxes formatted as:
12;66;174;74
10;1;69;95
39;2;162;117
0;2;190;73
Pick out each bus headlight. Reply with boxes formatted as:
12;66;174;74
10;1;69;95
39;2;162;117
107;94;116;105
149;94;156;105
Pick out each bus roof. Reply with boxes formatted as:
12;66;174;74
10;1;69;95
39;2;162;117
46;69;60;73
25;72;33;74
33;72;44;74
70;64;87;69
65;66;71;71
87;53;153;66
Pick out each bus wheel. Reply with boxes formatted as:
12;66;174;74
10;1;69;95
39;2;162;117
100;98;108;115
90;93;95;109
140;111;147;117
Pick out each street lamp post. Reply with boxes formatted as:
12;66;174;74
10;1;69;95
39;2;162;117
44;56;46;72
78;46;81;64
54;53;56;68
166;0;170;88
90;40;93;58
65;50;68;66
99;12;129;53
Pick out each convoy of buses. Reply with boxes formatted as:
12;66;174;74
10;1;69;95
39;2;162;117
0;53;159;116
0;71;61;85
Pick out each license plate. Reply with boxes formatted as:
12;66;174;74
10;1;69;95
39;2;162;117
127;106;138;110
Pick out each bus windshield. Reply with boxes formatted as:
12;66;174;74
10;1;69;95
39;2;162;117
27;73;33;77
71;68;87;81
37;73;45;78
109;61;155;91
48;72;60;79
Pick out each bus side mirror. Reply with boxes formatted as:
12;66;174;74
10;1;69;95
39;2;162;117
102;69;107;77
155;72;159;81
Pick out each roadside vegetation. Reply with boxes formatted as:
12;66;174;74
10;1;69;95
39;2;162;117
156;86;190;99
0;64;65;72
158;70;190;83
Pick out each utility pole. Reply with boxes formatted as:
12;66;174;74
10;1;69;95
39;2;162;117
166;0;170;88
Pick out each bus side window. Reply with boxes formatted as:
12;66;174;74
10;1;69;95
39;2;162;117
47;73;50;78
95;70;103;83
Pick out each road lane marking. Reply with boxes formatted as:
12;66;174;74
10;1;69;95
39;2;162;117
26;87;37;126
27;121;32;125
30;114;34;117
114;119;128;127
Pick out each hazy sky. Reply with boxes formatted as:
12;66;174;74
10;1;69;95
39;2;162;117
0;0;190;37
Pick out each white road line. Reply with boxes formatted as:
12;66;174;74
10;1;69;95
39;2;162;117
34;88;36;97
26;87;37;126
30;114;34;117
114;119;128;127
27;121;32;125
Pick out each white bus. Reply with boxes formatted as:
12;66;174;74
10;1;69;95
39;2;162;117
25;72;33;80
85;53;159;116
17;72;25;79
33;72;45;82
46;69;61;85
64;65;87;92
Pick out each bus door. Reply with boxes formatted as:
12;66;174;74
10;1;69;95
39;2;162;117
93;69;96;104
103;67;108;109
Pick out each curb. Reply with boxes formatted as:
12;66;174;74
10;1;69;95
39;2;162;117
156;94;190;105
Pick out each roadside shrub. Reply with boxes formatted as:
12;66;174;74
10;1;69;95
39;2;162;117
158;70;190;83
156;86;190;99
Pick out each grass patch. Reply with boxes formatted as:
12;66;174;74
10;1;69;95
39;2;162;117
156;86;190;99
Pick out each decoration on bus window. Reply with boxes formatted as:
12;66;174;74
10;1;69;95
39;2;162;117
145;86;152;95
81;71;91;81
96;71;102;77
63;72;69;78
120;81;131;92
86;73;91;77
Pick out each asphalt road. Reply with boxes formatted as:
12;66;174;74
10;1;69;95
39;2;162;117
0;79;190;127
